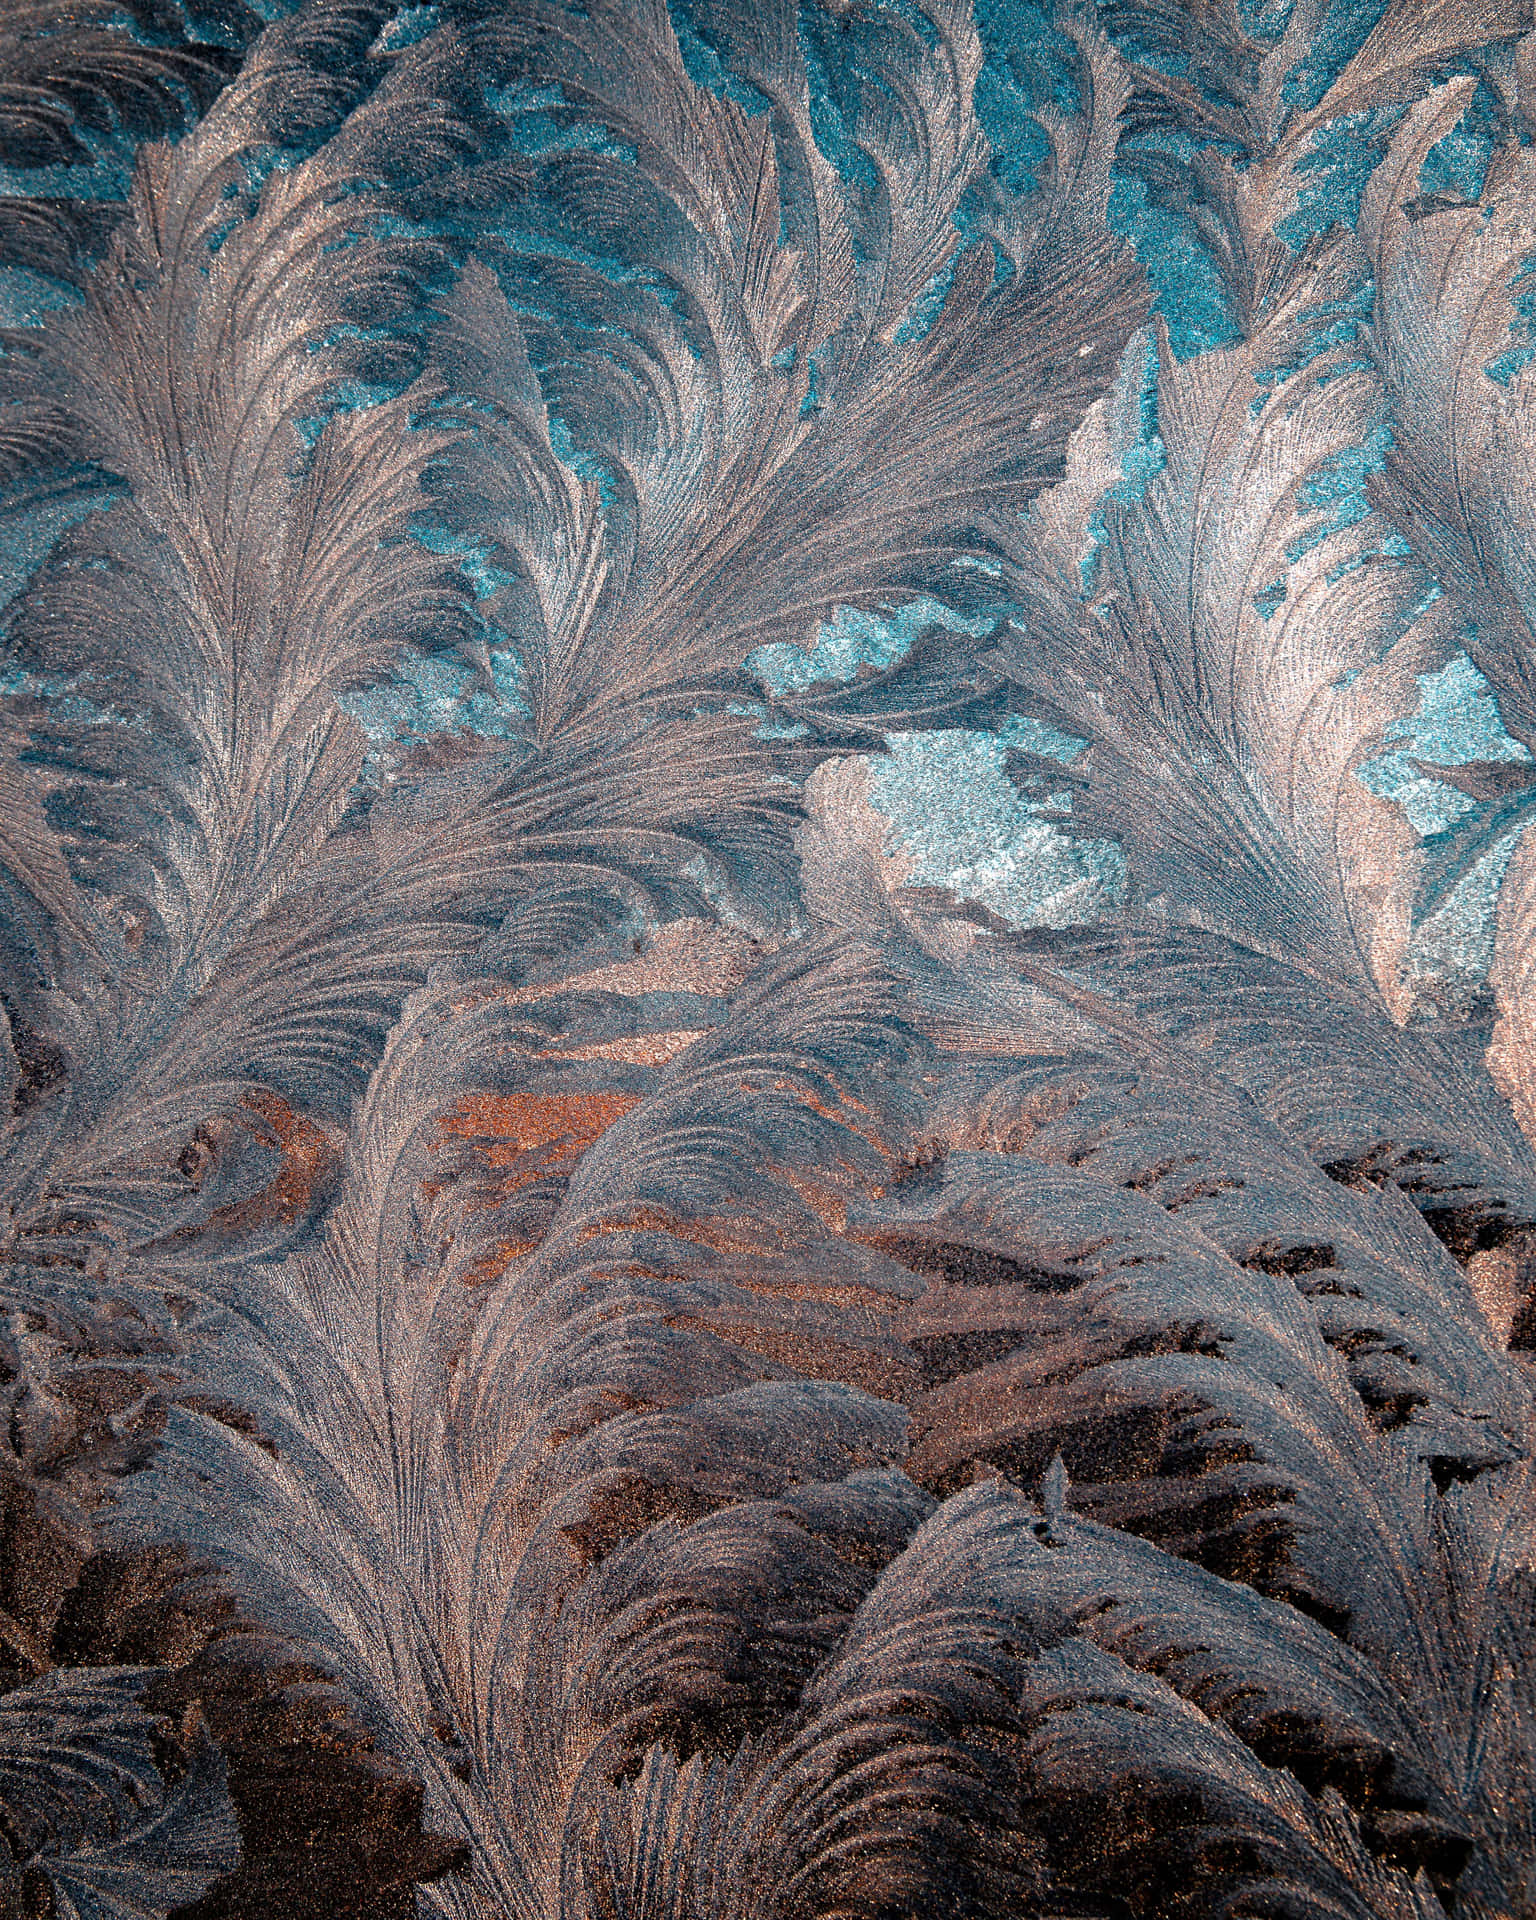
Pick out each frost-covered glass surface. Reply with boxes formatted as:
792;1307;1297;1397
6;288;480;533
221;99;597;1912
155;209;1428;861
3;1;1536;1916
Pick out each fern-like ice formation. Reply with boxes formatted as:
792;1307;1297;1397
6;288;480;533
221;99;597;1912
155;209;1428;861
3;0;1536;1915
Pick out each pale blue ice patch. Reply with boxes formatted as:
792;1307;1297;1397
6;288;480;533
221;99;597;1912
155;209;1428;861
996;712;1088;763
748;596;997;697
1287;421;1395;560
1485;257;1536;388
1108;167;1240;360
1113;331;1167;503
0;481;124;631
1273;108;1397;252
1359;653;1531;836
1356;652;1532;1000
1485;345;1535;388
893;263;957;346
969;0;1080;120
1240;0;1292;39
970;22;1059;195
337;645;528;751
0;151;131;203
0;268;82;329
666;1;775;120
868;724;1123;929
484;77;639;165
1279;0;1390;113
546;415;620;513
0;662;142;730
795;5;881;206
798;343;831;419
1249;363;1410;618
1081;331;1166;592
1404;827;1525;987
412;524;517;601
721;697;810;741
1253;279;1375;405
295;381;398;449
1419;83;1497;205
1358;757;1474;837
1397;652;1533;766
370;4;439;54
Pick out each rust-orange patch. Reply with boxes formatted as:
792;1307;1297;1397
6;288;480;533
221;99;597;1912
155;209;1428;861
170;1089;338;1243
458;1236;542;1288
438;1089;642;1189
241;1088;336;1226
